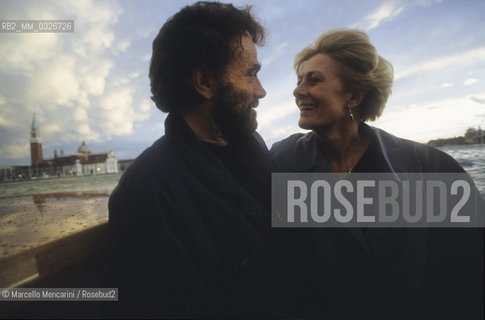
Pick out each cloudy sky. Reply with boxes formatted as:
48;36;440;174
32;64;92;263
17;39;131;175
0;0;484;166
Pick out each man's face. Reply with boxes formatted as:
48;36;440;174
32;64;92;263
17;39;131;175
211;35;266;141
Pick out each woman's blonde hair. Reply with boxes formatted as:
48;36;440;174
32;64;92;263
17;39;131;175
295;29;394;121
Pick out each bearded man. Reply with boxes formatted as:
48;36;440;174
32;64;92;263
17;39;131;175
106;2;275;318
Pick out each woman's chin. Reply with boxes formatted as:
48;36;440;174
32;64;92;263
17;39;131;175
298;119;316;130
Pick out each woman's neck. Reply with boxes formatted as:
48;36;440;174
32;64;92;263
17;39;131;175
315;121;370;173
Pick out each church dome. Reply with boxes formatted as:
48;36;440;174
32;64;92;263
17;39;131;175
77;140;91;154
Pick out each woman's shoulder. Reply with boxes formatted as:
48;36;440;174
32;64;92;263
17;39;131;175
270;132;314;153
269;132;319;172
369;125;465;173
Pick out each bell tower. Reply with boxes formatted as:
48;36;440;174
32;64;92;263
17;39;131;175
30;113;43;166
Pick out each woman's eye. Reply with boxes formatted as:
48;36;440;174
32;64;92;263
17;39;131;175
297;76;320;85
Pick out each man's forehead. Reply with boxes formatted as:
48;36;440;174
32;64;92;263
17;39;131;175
233;35;258;67
223;36;258;75
241;35;257;54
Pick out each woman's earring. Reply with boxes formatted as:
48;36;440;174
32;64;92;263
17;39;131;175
347;106;354;121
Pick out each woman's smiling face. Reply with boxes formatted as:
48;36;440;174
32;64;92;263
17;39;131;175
294;53;353;131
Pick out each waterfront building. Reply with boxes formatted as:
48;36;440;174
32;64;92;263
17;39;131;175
30;113;43;167
428;126;485;147
29;113;119;177
465;127;485;144
117;159;134;172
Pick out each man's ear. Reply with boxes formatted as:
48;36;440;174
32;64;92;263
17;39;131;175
192;67;215;99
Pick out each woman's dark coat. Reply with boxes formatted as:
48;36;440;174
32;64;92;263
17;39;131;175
270;124;484;318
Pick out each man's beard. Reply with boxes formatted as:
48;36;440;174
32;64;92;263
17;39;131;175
211;81;258;142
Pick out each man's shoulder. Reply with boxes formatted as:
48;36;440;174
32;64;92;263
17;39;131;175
114;136;184;191
252;131;269;151
128;136;178;172
108;134;193;215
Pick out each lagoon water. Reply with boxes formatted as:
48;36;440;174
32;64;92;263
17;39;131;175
0;173;121;257
438;144;485;197
0;172;123;198
0;144;484;199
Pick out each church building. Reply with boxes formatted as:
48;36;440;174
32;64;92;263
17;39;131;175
30;113;119;177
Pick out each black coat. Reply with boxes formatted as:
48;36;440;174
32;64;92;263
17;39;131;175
106;113;276;318
270;125;484;319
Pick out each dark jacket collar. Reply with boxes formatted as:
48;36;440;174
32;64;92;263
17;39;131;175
164;111;268;152
273;123;423;174
163;112;237;193
163;112;271;214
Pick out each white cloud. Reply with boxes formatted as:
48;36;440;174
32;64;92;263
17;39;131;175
395;48;485;80
373;95;485;142
139;99;152;113
135;25;154;38
415;0;444;6
0;34;58;73
351;0;445;31
264;123;308;142
262;41;288;66
0;94;10;128
43;123;62;135
352;0;407;31
3;143;30;160
28;54;80;106
82;62;113;96
74;108;89;122
98;87;151;136
0;116;11;129
77;122;100;141
464;78;479;86
258;100;297;128
470;95;485;104
0;0;150;162
114;38;131;54
441;82;453;88
257;99;312;145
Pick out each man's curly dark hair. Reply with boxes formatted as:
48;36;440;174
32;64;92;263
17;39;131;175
149;1;265;113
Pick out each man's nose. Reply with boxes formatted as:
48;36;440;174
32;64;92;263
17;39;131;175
254;76;266;99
